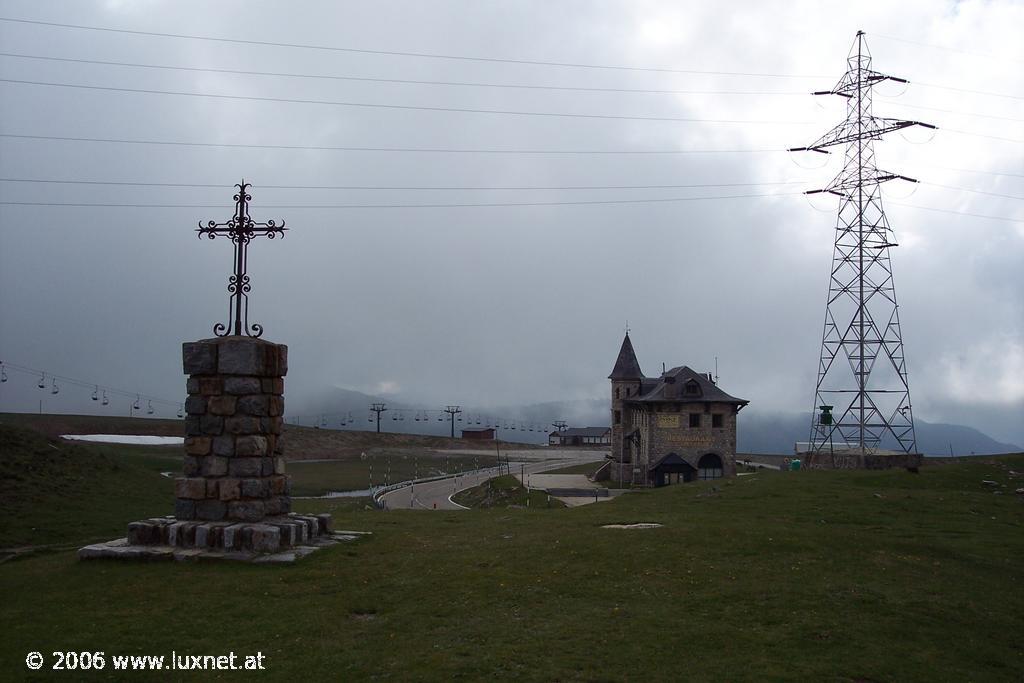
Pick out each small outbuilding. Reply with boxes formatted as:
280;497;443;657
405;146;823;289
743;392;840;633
548;427;611;447
461;427;496;441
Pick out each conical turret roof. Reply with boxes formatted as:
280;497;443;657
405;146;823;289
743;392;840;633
608;333;644;379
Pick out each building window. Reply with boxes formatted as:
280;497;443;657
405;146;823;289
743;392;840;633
614;410;621;424
698;453;723;480
615;388;620;399
689;413;701;428
712;414;723;428
685;381;700;395
626;387;631;397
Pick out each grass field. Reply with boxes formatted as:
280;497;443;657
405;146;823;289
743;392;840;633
452;474;567;509
0;412;536;462
1;419;1022;681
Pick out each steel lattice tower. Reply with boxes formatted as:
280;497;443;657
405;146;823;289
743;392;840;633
792;32;934;457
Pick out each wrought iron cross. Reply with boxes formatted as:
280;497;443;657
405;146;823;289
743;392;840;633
197;181;286;338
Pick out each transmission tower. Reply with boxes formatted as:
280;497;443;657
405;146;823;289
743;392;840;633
791;31;933;458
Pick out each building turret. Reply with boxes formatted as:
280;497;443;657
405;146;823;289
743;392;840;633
609;333;645;477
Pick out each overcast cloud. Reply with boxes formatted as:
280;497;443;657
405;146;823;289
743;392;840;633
0;1;1021;443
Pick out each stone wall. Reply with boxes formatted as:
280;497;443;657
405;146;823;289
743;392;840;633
177;337;290;523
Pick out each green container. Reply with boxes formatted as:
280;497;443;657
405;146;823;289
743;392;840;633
790;459;802;471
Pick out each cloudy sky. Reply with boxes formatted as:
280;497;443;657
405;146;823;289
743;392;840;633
0;0;1021;443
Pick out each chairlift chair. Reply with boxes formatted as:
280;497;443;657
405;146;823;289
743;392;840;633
50;379;59;395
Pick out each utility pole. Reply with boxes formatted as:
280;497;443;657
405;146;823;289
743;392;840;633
443;405;462;439
791;31;931;459
369;402;388;433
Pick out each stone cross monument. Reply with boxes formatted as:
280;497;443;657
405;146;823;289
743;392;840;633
79;183;360;562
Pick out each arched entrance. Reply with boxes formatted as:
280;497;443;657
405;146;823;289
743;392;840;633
649;453;696;486
697;453;724;480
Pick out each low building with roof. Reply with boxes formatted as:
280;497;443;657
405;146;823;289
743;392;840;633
548;427;611;447
599;332;749;487
461;427;496;441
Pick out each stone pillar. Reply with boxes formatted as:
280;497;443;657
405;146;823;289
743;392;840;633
177;337;290;523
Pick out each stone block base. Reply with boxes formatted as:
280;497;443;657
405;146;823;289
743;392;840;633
802;451;924;470
79;513;370;564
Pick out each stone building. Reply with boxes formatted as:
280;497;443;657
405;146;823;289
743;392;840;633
600;333;748;487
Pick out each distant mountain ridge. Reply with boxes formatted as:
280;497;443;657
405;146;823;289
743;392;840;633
291;388;1021;455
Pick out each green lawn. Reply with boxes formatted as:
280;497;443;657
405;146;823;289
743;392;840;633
452;474;567;509
0;426;179;549
1;421;1022;680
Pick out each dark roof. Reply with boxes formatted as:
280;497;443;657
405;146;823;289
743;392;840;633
627;365;748;405
649;452;697;471
554;427;610;437
608;333;644;379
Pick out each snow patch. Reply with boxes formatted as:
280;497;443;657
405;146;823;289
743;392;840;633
601;523;663;530
62;434;184;445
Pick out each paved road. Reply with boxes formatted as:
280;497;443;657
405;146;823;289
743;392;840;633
379;451;605;510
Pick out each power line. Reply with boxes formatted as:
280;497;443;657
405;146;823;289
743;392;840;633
884;101;1024;123
0;52;808;97
0;177;807;191
905;163;1024;179
5;194;1020;220
888;202;1023;223
0;190;802;209
913;82;1024;102
1;136;1013;178
921;182;1024;201
0;133;780;154
873;33;1024;66
0;16;824;79
4;52;1019;105
0;78;815;125
942;128;1024;144
8;178;1017;200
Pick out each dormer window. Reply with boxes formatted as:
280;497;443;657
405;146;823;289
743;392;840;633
684;380;701;396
